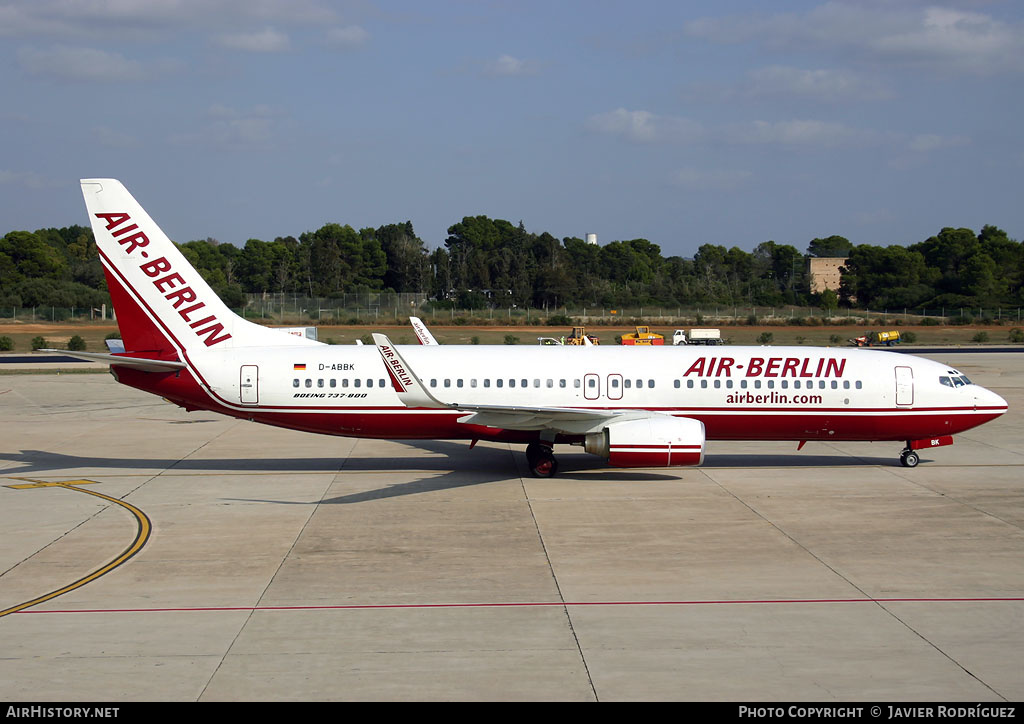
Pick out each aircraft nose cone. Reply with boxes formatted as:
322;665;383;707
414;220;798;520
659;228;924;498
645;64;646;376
977;386;1008;412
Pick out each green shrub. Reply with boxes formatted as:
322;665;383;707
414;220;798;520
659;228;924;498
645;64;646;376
0;336;13;351
503;334;519;345
67;335;86;351
31;336;47;350
757;332;773;345
1009;328;1024;343
972;331;989;343
901;331;917;344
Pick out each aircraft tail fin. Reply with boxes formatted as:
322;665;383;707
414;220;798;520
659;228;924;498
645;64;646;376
81;179;321;357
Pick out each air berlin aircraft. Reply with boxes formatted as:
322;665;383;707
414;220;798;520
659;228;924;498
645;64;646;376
64;179;1008;477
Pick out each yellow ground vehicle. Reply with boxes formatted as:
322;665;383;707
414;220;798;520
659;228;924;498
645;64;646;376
564;327;600;345
850;330;901;347
620;326;665;345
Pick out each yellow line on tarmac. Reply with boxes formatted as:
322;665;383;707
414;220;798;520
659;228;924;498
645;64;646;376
0;479;152;618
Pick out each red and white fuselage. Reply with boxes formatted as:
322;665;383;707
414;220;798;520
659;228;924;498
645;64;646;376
75;179;1008;475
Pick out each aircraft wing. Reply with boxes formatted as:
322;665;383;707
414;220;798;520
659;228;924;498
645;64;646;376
372;334;670;434
38;349;187;372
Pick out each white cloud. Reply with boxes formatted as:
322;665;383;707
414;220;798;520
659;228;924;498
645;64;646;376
0;170;53;189
586;108;703;144
744;65;893;102
171;104;280;150
686;2;1024;75
484;55;540;77
218;27;290;53
326;25;369;49
725;119;883;148
17;45;147;82
908;133;971;153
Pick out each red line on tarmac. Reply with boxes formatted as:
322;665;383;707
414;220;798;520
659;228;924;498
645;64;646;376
15;596;1024;615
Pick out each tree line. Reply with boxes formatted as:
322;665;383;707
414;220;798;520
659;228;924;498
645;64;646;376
1;216;1021;313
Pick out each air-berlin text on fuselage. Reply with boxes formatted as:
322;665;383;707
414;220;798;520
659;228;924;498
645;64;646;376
683;356;846;378
95;212;231;347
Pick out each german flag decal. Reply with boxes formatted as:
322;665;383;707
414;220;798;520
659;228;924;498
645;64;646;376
293;363;306;371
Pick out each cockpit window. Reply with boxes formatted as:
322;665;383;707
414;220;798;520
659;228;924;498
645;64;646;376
940;375;972;388
939;376;953;388
959;375;972;385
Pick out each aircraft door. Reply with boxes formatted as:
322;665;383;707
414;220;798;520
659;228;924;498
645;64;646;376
584;373;600;400
895;366;913;407
240;365;259;405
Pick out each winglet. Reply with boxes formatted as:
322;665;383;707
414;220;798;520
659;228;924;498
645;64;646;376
409;316;438;345
372;333;446;408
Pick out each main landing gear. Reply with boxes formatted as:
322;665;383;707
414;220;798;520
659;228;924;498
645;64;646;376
526;442;558;478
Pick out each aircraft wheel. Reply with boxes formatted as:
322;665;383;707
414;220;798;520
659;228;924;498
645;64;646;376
900;450;920;468
530;450;558;478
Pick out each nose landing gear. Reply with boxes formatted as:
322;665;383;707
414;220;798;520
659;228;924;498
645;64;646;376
899;446;920;468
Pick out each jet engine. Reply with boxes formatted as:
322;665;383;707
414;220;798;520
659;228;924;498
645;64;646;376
584;416;705;467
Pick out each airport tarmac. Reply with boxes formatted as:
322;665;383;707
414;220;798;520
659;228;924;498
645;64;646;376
0;352;1022;701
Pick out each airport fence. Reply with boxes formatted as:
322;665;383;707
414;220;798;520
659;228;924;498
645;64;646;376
1;299;1022;328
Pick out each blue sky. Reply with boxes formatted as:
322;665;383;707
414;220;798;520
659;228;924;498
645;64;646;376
2;0;1022;258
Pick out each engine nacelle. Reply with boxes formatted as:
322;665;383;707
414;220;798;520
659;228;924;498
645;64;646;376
584;416;705;467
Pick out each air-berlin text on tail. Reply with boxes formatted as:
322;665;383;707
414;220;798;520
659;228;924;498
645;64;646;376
95;212;231;347
683;356;847;378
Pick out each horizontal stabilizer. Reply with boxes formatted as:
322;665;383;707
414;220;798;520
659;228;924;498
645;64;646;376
38;349;187;372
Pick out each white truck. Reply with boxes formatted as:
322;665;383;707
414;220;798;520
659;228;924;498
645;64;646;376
674;328;722;345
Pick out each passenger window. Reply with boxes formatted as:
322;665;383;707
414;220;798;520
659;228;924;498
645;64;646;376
818;380;825;389
714;380;721;389
533;379;540;388
767;380;774;389
457;379;464;388
379;379;386;388
430;379;436;387
560;379;567;388
611;378;620;388
687;379;694;389
673;380;680;388
342;379;349;388
831;380;838;389
855;381;862;389
509;379;515;388
444;379;451;388
700;379;708;389
740;380;747;389
574;379;581;388
293;379;299;388
471;379;477;388
754;380;761;389
497;379;503;388
521;379;527;388
843;380;850;389
484;379;490;388
647;380;654;388
546;379;553;388
726;380;733;389
588;378;596;388
781;381;788;389
624;379;632;389
305;379;312;388
318;379;324;388
354;379;361;388
330;379;336;388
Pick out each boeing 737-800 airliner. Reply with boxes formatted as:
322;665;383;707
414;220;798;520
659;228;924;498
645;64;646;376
60;179;1008;477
